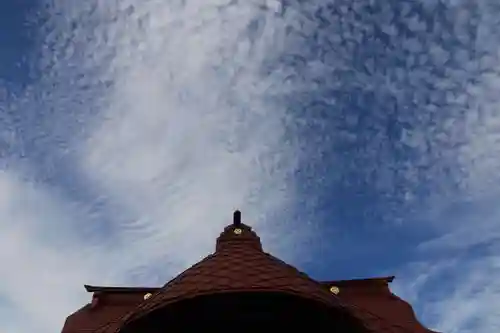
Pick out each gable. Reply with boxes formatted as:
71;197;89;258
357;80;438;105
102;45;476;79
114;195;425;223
321;277;440;333
61;286;158;333
60;277;440;333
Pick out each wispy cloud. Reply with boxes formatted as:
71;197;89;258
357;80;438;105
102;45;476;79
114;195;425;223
0;0;316;332
268;1;500;331
0;170;101;332
390;2;500;329
2;0;500;332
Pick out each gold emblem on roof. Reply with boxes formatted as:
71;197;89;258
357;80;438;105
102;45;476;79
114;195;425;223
233;228;242;235
144;293;152;300
329;286;340;295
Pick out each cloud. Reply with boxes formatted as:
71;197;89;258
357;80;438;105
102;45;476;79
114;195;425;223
290;1;500;331
2;1;500;332
393;253;500;333
431;257;500;333
391;5;500;330
0;170;99;332
0;0;318;332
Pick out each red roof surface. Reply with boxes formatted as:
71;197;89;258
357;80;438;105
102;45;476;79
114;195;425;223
61;211;440;333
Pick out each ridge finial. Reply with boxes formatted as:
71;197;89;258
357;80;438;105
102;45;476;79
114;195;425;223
233;210;241;226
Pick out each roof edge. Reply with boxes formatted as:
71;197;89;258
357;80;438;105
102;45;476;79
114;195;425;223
320;276;395;286
84;285;160;293
83;276;395;293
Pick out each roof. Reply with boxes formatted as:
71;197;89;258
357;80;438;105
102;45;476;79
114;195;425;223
84;285;159;293
115;216;359;330
321;276;395;286
63;278;438;333
320;277;440;333
61;288;151;333
61;211;441;333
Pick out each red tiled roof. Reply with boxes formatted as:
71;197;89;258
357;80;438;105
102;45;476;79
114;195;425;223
321;277;440;333
115;218;361;330
60;211;441;333
63;275;439;333
61;290;150;333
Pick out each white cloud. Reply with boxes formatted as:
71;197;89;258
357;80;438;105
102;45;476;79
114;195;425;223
0;170;99;332
431;257;500;333
394;253;500;333
394;13;500;331
2;1;500;333
0;1;317;332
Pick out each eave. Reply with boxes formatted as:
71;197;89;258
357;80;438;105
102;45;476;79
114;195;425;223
84;285;160;293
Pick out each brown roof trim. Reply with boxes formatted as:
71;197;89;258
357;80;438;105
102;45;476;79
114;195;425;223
320;276;395;286
84;276;394;293
84;285;160;293
83;276;394;294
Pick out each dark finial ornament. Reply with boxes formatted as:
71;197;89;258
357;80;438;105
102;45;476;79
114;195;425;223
233;210;242;226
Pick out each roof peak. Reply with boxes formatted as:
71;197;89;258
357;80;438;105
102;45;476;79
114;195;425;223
115;210;346;330
215;210;262;252
233;210;241;226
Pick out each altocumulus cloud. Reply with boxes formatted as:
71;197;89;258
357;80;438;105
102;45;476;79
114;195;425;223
370;2;500;333
1;0;500;332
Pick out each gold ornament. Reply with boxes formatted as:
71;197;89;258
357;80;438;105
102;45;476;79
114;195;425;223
329;286;340;295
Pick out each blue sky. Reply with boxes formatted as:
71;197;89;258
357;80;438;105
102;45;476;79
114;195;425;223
1;0;499;332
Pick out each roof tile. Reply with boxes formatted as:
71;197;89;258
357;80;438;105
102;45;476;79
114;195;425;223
115;218;358;331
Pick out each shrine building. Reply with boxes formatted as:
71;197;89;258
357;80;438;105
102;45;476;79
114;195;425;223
61;211;439;332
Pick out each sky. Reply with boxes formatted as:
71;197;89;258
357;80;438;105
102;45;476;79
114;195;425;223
0;0;499;332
